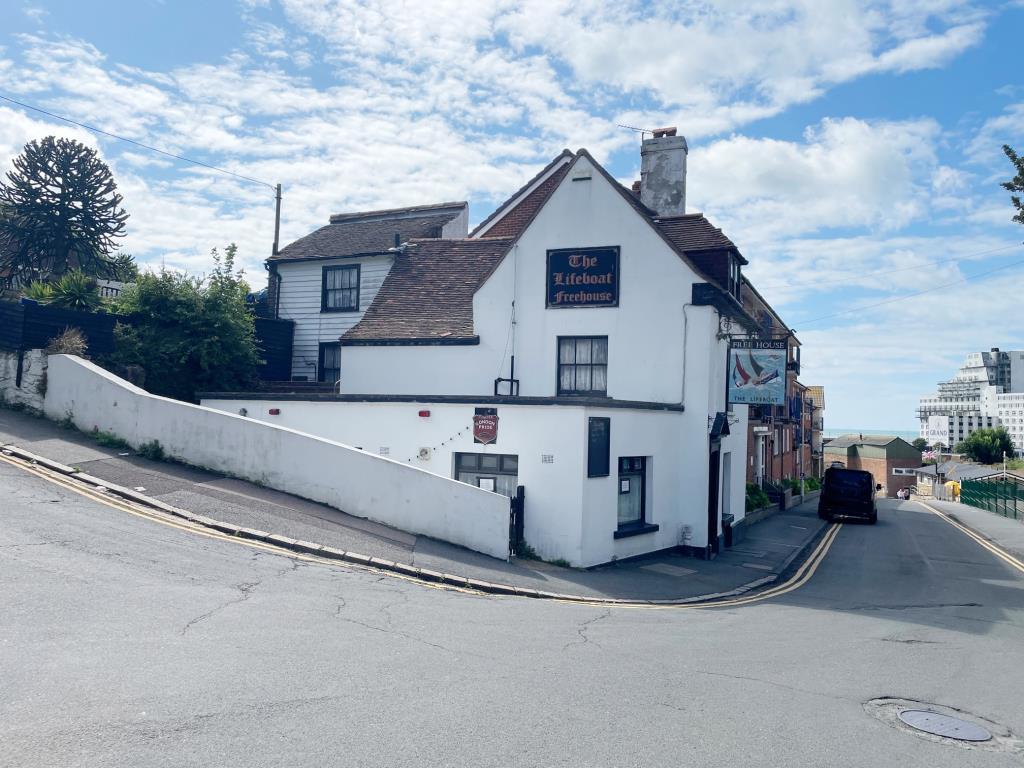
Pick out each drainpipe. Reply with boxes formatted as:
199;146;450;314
681;303;692;406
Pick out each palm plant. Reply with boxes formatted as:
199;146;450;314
21;280;54;302
49;269;102;311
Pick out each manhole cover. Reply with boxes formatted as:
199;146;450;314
898;710;992;742
863;698;1022;754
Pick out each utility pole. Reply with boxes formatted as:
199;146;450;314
272;183;282;256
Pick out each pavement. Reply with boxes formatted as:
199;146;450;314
918;496;1024;560
3;454;1023;768
0;405;829;602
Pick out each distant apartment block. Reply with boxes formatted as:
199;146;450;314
917;348;1024;450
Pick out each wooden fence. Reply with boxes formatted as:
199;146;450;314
0;300;293;382
0;300;119;355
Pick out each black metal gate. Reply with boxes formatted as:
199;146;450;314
509;485;525;557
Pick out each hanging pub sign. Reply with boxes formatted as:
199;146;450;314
728;339;787;406
473;407;499;444
546;246;619;308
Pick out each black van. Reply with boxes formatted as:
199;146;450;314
817;467;880;524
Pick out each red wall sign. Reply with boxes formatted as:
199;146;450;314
473;410;499;444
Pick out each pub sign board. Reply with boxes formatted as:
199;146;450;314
473;407;499;444
546;246;619;308
728;339;787;406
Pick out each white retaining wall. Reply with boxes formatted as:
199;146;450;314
0;349;47;411
41;355;510;559
201;396;749;567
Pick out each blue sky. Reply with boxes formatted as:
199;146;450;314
2;0;1023;431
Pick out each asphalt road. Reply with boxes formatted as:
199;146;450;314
3;458;1024;767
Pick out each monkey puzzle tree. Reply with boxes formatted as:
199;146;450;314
0;136;129;282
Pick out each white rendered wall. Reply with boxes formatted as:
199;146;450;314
0;349;47;412
339;154;704;405
277;254;393;381
201;397;749;566
43;355;509;559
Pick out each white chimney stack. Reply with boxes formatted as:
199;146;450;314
640;127;687;217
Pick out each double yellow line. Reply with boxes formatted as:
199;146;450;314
610;521;844;610
2;449;845;608
917;500;1024;575
0;451;458;592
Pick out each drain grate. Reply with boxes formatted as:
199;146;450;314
898;710;992;742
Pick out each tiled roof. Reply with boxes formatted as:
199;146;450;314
483;164;571;238
826;434;903;448
329;201;465;224
470;151;574;236
653;213;740;256
342;237;515;343
271;203;464;262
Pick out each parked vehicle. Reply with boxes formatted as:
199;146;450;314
817;467;879;524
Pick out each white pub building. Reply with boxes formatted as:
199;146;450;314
203;129;760;567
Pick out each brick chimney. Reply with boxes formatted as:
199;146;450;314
640;127;687;216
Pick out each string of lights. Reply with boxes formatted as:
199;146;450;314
402;422;475;463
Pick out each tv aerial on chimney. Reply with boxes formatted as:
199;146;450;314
617;123;659;140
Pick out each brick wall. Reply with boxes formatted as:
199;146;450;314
827;453;920;497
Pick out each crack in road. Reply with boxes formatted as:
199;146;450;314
180;580;261;635
850;602;982;611
331;612;463;656
563;607;610;652
689;669;851;702
0;539;74;548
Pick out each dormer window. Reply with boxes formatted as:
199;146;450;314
728;254;741;301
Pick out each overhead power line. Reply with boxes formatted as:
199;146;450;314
793;257;1024;328
0;92;275;189
754;243;1023;291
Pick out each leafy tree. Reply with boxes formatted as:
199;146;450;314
49;269;103;312
954;427;1015;464
1003;145;1024;225
911;437;928;451
108;244;257;402
0;136;129;282
105;252;139;282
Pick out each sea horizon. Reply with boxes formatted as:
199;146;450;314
822;427;920;441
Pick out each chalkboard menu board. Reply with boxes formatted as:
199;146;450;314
587;417;610;477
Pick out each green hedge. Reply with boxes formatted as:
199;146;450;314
745;483;771;512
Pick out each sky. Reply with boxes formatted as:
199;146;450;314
1;0;1023;431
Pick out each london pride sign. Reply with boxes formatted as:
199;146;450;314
546;246;619;308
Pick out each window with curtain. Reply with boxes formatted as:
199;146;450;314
557;336;608;395
321;264;360;312
318;343;340;384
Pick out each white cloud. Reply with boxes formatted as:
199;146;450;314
799;267;1024;429
967;101;1024;166
688;117;941;247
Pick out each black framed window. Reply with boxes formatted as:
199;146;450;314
558;336;608;395
454;452;519;497
616;456;649;532
321;264;360;312
318;343;340;384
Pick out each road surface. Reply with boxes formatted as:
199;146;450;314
2;457;1023;767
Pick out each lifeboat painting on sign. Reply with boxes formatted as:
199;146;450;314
729;339;786;406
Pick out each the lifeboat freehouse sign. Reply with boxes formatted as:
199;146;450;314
546;246;619;308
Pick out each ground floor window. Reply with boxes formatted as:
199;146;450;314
617;456;646;528
454;452;519;497
318;343;340;384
